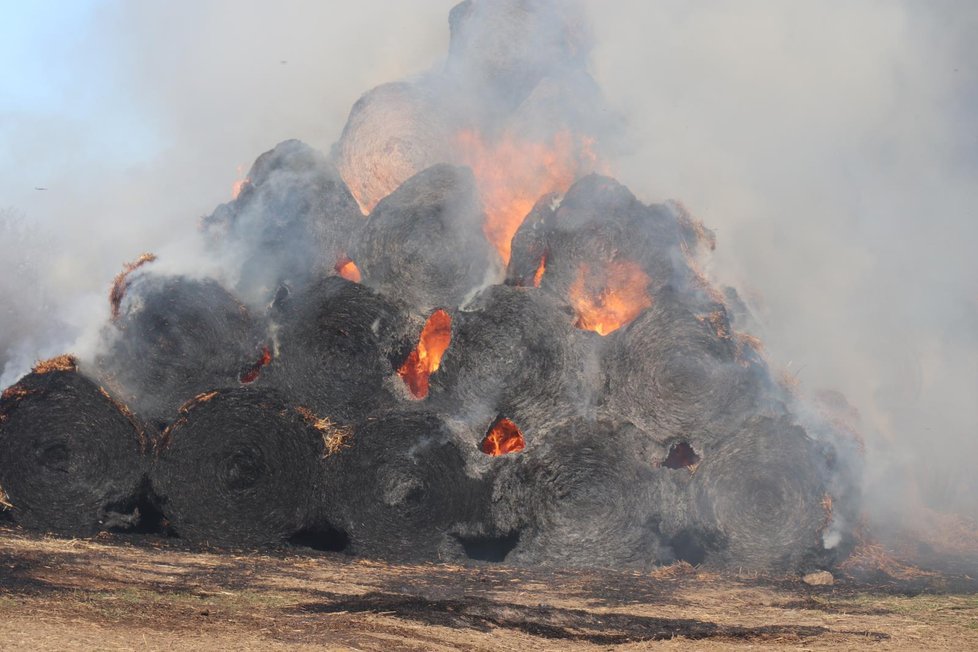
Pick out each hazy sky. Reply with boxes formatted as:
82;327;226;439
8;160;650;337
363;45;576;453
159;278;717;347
2;1;976;521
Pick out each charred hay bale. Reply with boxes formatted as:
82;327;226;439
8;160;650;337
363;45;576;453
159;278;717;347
489;418;673;569
602;286;768;444
263;276;410;423
352;164;496;311
202;139;364;303
428;284;598;435
333;82;453;215
153;388;324;547
96;273;266;432
675;416;840;572
0;358;147;536
508;175;714;310
322;412;489;562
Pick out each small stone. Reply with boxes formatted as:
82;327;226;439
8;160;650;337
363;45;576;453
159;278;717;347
802;570;834;586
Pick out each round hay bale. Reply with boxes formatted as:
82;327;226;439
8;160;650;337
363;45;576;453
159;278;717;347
0;358;147;536
489;418;673;569
333;82;453;214
509;175;715;319
428;284;597;435
352;164;496;312
96;273;266;432
202;139;364;303
264;276;410;423
602;286;768;444
322;411;489;562
680;416;838;572
153;388;324;547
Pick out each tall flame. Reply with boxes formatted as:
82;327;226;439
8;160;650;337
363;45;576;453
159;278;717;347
569;261;652;336
455;129;597;264
481;418;526;456
398;309;452;399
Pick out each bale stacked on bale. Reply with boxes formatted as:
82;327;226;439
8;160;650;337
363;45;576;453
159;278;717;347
353;164;496;311
153;388;328;547
0;356;146;536
202;139;364;303
263;276;411;423
428;284;597;436
96;272;267;432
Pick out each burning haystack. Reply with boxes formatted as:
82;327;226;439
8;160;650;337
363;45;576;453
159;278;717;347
0;0;861;574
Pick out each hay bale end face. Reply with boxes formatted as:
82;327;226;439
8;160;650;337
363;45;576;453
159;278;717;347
153;388;325;548
321;411;491;562
0;362;147;536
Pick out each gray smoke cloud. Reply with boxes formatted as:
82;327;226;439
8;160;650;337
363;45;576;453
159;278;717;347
1;0;976;542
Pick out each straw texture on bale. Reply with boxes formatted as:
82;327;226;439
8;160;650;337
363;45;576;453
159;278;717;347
264;276;409;423
602;287;768;444
428;284;597;435
202;139;364;302
322;411;489;562
352;164;496;311
678;416;838;572
97;273;265;431
153;388;323;547
0;367;146;536
489;418;673;569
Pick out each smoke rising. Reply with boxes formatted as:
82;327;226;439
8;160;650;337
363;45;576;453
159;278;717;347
2;0;976;548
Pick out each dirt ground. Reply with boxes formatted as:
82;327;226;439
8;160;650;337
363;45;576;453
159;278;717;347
0;524;976;651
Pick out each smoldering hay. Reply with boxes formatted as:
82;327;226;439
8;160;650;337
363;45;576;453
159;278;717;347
0;0;863;573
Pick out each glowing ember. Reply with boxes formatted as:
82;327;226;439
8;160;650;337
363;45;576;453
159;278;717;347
532;254;547;288
398;309;452;399
481;418;526;456
662;442;700;470
239;346;272;384
335;257;362;283
455;129;598;264
569;260;652;336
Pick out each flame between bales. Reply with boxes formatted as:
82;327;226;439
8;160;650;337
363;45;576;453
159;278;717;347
455;129;599;264
569;261;652;336
240;346;272;384
334;257;362;283
398;309;452;399
481;417;526;456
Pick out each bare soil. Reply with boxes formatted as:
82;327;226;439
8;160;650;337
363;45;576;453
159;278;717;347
0;523;976;650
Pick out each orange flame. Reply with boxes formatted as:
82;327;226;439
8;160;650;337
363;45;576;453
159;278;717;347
532;254;547;288
231;164;249;199
398;309;452;399
240;346;272;384
569;261;652;336
481;418;526;456
455;129;598;264
335;257;362;283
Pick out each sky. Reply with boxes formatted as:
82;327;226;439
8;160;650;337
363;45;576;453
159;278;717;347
1;0;977;525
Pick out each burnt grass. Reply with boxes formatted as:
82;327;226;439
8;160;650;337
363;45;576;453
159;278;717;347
0;524;937;646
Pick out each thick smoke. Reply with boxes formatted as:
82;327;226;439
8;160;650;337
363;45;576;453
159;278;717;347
1;0;976;551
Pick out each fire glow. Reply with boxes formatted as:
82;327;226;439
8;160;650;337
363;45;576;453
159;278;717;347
239;346;272;384
481;418;526;456
398;309;452;399
569;261;652;336
335;257;362;283
455;129;598;264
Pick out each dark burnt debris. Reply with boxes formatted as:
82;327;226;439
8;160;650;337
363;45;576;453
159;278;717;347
0;0;863;576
